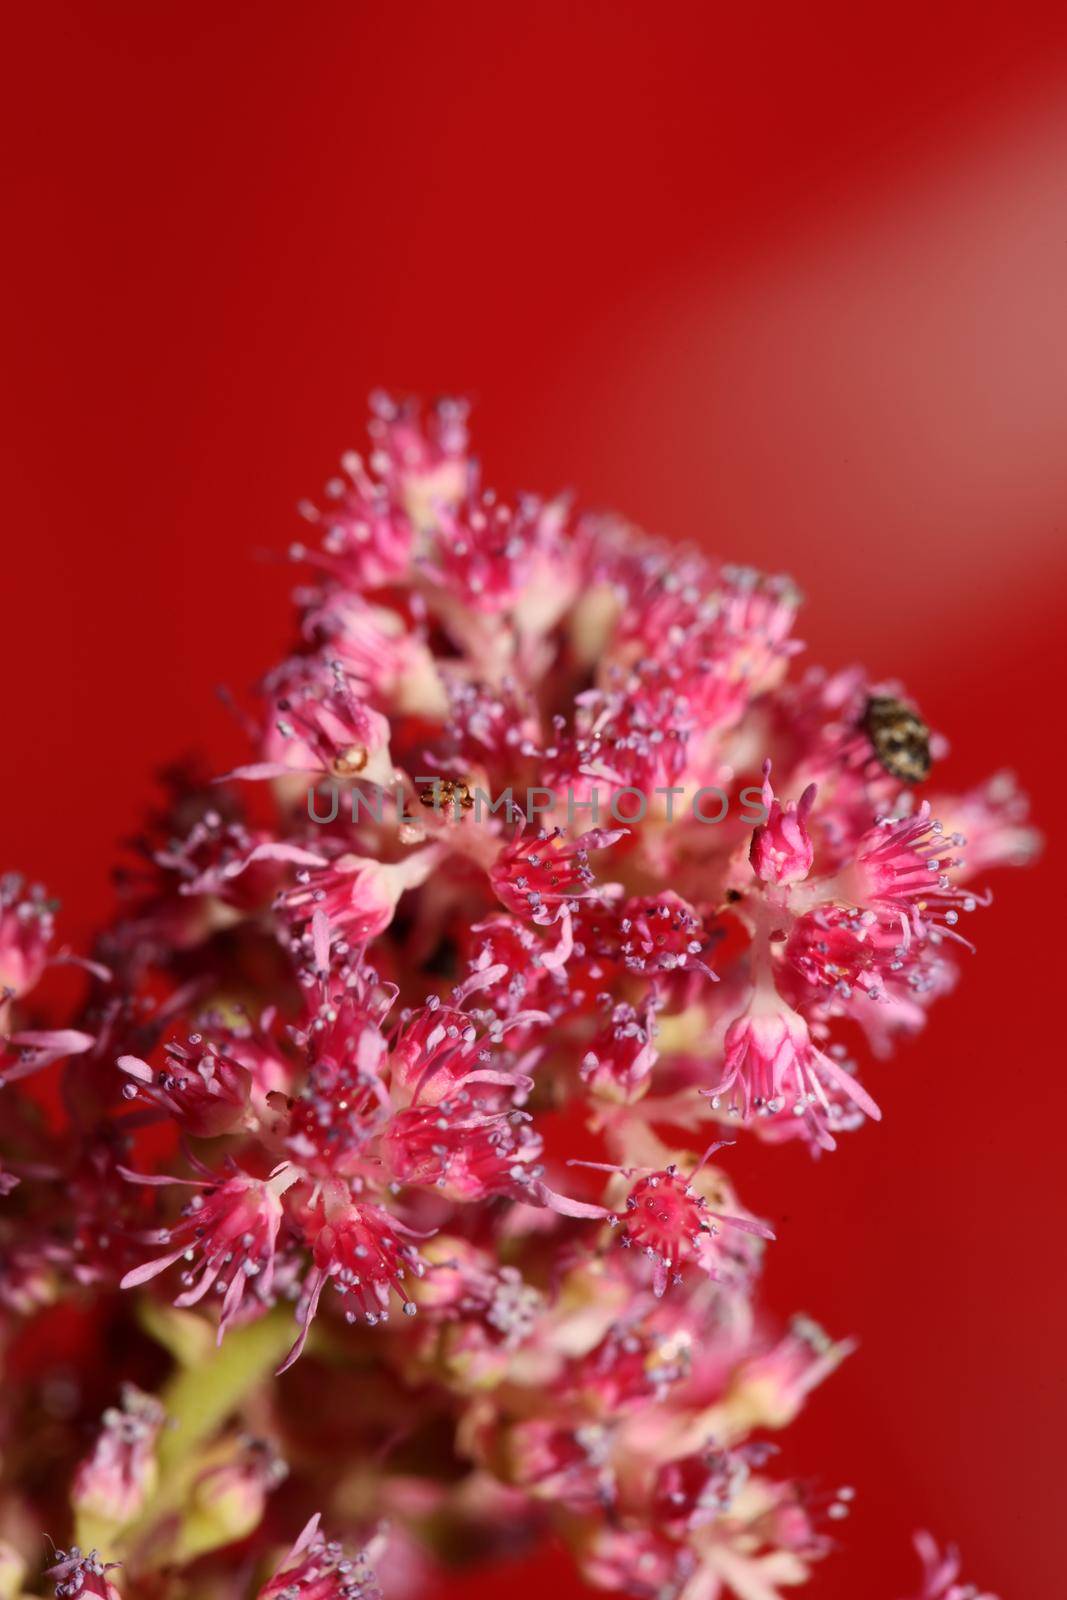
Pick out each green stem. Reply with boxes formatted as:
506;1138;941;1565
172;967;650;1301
75;1304;295;1565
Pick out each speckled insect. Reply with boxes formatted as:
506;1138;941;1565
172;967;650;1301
862;695;931;783
417;777;475;812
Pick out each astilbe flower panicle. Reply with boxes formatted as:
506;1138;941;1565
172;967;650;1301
0;874;96;1084
118;1161;295;1336
0;395;1036;1598
0;875;55;1015
44;1547;122;1599
70;1385;166;1527
901;1533;1000;1600
256;1513;380;1600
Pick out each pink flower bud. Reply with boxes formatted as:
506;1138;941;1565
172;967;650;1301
72;1384;166;1526
749;766;816;886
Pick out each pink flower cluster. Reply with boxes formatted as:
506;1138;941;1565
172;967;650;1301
0;396;1034;1598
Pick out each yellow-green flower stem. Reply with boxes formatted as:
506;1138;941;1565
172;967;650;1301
75;1303;295;1569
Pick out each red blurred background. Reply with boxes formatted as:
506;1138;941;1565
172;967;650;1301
3;4;1066;1594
